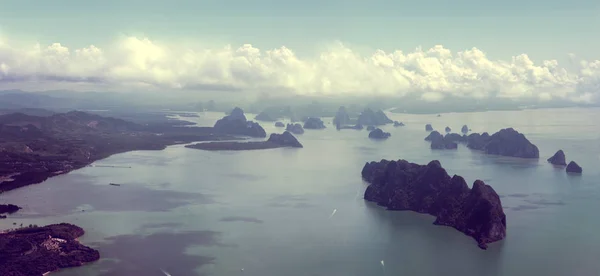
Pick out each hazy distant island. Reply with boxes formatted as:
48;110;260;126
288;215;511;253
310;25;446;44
0;223;100;276
0;110;239;193
186;131;303;151
362;159;506;249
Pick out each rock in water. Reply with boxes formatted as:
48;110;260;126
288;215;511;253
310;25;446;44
333;106;351;129
213;107;266;138
566;161;582;174
303;117;326;129
361;159;506;249
547;150;567;166
425;124;433;131
366;125;376;131
286;123;305;134
274;122;285;127
461;125;469;134
445;126;451;132
267;131;303;148
393;121;405;127
467;128;539;158
368;128;391;139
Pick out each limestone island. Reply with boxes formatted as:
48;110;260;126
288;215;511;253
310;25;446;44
466;128;539;158
425;131;457;150
333;106;351;129
566;161;582;174
303;117;326;129
274;122;285;128
368;128;391;140
286;123;305;134
445;126;452;133
213;107;267;138
425;124;433;131
547;150;567;166
362;159;506;249
0;223;100;276
393;121;405;127
186;131;303;151
254;111;277;122
357;108;393;126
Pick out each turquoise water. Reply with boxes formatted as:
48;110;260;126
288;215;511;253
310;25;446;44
1;108;599;276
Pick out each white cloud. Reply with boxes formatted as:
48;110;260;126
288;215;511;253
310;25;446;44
0;35;599;103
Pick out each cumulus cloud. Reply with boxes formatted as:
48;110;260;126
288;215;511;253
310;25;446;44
0;35;599;103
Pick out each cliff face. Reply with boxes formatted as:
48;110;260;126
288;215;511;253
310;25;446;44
361;159;506;249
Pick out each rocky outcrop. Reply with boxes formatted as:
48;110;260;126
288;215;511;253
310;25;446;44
357;108;393;126
274;122;285;127
467;128;539;158
286;123;304;134
426;124;433;131
368;128;391;139
445;126;451;132
186;131;303;151
255;111;277;122
566;161;582;174
333;106;351;129
303;117;326;129
461;125;469;134
361;159;506;249
213;107;267;138
393;121;405;127
547;150;566;166
0;223;100;275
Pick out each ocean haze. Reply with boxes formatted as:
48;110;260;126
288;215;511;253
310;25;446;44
0;108;598;275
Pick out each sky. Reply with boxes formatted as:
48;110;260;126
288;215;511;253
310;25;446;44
1;0;600;103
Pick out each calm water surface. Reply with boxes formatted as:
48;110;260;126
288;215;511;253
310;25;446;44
1;108;599;276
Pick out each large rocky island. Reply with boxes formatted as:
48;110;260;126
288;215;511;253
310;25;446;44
186;131;303;151
0;110;237;193
466;128;539;158
0;223;100;276
213;107;267;137
361;159;506;249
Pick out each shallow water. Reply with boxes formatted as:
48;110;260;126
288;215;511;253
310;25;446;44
1;108;599;276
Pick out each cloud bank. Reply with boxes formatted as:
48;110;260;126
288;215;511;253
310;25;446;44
1;35;599;103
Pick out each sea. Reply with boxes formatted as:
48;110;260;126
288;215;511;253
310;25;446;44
1;108;599;276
